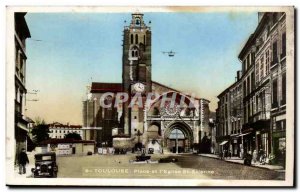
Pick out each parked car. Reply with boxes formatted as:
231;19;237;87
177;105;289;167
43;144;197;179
31;152;58;178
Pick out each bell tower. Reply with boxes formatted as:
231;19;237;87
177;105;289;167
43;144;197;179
122;12;152;137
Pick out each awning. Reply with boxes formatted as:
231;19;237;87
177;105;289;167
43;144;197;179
81;127;102;130
17;122;29;132
238;132;251;137
219;140;228;145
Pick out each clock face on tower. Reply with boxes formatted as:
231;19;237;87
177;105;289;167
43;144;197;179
133;82;145;93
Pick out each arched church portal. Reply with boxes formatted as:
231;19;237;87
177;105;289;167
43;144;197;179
164;123;193;153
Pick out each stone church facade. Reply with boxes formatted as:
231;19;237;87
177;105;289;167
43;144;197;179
82;13;211;153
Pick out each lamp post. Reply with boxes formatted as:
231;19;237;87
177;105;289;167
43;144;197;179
175;129;178;154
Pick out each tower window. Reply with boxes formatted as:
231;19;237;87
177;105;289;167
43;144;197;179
135;34;138;44
135;51;138;57
143;35;146;44
131;51;135;57
130;34;133;44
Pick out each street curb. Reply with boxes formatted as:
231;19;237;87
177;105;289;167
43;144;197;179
198;154;285;173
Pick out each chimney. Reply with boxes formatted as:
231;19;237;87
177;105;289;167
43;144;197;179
237;70;241;80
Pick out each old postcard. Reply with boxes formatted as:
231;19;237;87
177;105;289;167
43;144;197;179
6;6;294;187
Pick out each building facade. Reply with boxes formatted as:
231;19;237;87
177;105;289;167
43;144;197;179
82;12;212;154
15;13;31;161
48;122;83;139
216;12;287;164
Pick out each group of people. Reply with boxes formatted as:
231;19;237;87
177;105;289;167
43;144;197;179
244;149;267;165
252;149;267;164
219;149;232;160
219;148;267;166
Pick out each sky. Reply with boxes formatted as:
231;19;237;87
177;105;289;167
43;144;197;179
24;11;258;125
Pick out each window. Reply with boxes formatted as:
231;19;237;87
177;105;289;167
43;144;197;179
265;50;270;75
247;54;250;69
131;50;134;57
281;33;286;58
247;76;250;95
272;13;278;26
243;81;246;97
255;62;260;84
143;35;146;44
135;34;138;44
260;56;264;79
272;41;278;65
282;72;286;105
251;53;255;66
272;79;278;108
15;86;18;100
130;34;133;44
275;120;286;131
251;72;255;92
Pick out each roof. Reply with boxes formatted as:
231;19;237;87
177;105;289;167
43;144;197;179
238;34;255;60
238;13;271;60
15;12;31;38
91;82;123;93
39;138;95;145
34;152;56;156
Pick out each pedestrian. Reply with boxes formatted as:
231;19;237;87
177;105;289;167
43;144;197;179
229;150;232;159
18;148;29;175
244;151;252;166
252;150;257;164
259;149;264;164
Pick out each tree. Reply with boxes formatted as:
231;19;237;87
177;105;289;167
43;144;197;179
65;132;82;140
31;119;50;144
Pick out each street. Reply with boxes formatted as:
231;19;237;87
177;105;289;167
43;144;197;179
56;154;284;180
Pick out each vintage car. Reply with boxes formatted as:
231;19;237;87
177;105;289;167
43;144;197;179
31;152;58;178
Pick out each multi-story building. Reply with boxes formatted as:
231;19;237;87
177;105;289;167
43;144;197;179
216;12;286;163
14;13;31;160
48;122;83;139
216;71;243;157
269;13;286;165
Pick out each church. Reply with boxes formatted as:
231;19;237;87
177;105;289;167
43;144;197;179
82;12;212;154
